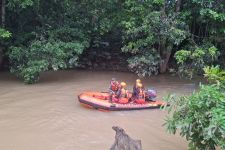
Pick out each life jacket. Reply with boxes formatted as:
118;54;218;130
118;97;129;104
138;88;145;99
133;84;138;96
119;88;128;98
110;81;119;91
133;83;145;96
118;88;129;104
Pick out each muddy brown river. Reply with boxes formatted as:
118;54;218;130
0;70;201;150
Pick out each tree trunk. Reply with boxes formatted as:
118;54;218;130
161;0;166;18
111;126;142;150
0;0;5;70
159;41;173;73
175;0;182;12
158;0;180;74
0;0;1;25
159;51;171;73
0;0;5;27
0;48;2;70
158;1;168;74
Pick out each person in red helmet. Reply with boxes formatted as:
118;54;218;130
109;78;120;102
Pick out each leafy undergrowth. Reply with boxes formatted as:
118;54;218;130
163;66;225;150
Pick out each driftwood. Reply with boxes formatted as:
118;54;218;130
110;126;142;150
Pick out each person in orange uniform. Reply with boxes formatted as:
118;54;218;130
135;82;145;104
109;78;120;102
116;82;129;104
133;79;144;98
136;83;145;99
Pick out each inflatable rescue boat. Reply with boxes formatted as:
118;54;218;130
78;92;167;111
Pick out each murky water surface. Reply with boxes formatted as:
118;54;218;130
0;70;202;150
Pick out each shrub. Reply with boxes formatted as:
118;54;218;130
175;45;219;78
8;39;88;84
0;28;11;38
163;66;225;150
127;50;160;77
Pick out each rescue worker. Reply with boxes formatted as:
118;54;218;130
136;83;145;99
116;82;129;104
109;78;120;102
133;79;144;97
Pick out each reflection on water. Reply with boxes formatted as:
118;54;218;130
0;70;202;150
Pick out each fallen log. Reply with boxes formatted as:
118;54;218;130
110;126;142;150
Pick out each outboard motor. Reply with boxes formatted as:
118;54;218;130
145;89;157;101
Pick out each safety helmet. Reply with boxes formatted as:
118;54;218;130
120;82;126;87
137;82;143;88
136;79;141;83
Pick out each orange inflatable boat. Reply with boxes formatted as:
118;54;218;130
78;92;167;111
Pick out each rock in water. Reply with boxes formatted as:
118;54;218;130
110;126;142;150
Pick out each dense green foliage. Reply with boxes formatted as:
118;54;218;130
0;28;11;38
9;39;88;83
127;50;160;77
164;66;225;150
175;45;219;78
0;0;225;83
204;66;225;85
121;0;188;75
